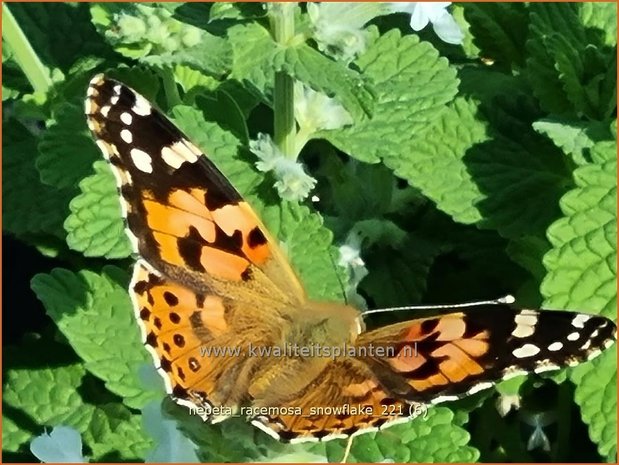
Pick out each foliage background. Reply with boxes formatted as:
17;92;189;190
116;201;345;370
2;2;617;463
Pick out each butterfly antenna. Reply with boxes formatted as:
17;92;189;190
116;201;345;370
362;295;516;316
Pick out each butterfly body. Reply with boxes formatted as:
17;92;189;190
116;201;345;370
86;74;616;444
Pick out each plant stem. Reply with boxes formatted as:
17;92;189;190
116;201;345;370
2;4;51;94
269;3;296;159
160;67;182;108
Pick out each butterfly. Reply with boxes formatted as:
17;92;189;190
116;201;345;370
85;74;616;444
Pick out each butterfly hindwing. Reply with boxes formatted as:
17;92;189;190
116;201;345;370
355;304;616;404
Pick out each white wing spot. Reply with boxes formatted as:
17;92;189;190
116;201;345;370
120;112;133;125
512;343;540;358
130;148;153;173
110;95;120;106
511;311;537;338
567;332;580;341
161;141;200;169
120;129;133;144
132;94;152;116
100;105;111;117
580;339;592;351
467;382;493;395
86;85;98;97
547;342;563;352
572;314;591;329
161;146;184;169
113;84;122;95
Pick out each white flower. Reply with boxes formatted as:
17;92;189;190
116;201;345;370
496;393;521;417
142;401;200;462
307;2;388;62
388;3;464;45
294;83;352;147
521;411;556;452
30;426;87;463
338;232;369;309
251;134;317;202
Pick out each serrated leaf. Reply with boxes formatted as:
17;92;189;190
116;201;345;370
3;120;73;240
533;119;613;165
525;2;614;119
278;44;373;121
541;140;616;457
228;23;372;119
541;145;616;316
3;338;148;461
31;266;156;409
6;3;111;73
323;28;458;164
570;350;617;461
64;161;133;259
462;3;528;68
580;2;617;47
389;97;570;238
37;103;100;189
228;22;278;102
3;347;93;441
84;403;152;460
340;408;479;462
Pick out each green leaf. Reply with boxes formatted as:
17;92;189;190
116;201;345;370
580;2;617;47
31;266;156;409
570;350;617;461
37;103;100;189
462;3;528;68
323;28;459;164
541;143;616;316
228;22;278;102
525;2;615;119
228;23;373;119
64;161;133;259
3;336;152;461
533;119;613;165
278;43;373;120
6;3;111;72
3;120;72;240
90;3;231;76
341;407;479;462
541;140;616;458
388;97;571;238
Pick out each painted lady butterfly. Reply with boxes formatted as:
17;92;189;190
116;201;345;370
85;74;616;444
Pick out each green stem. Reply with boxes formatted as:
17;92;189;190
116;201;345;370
2;4;51;94
160;67;182;108
269;3;297;159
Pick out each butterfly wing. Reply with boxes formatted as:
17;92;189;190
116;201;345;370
86;75;305;419
355;304;616;404
250;358;413;443
253;304;615;443
85;74;305;304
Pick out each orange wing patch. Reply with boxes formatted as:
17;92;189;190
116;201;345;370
251;359;421;443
